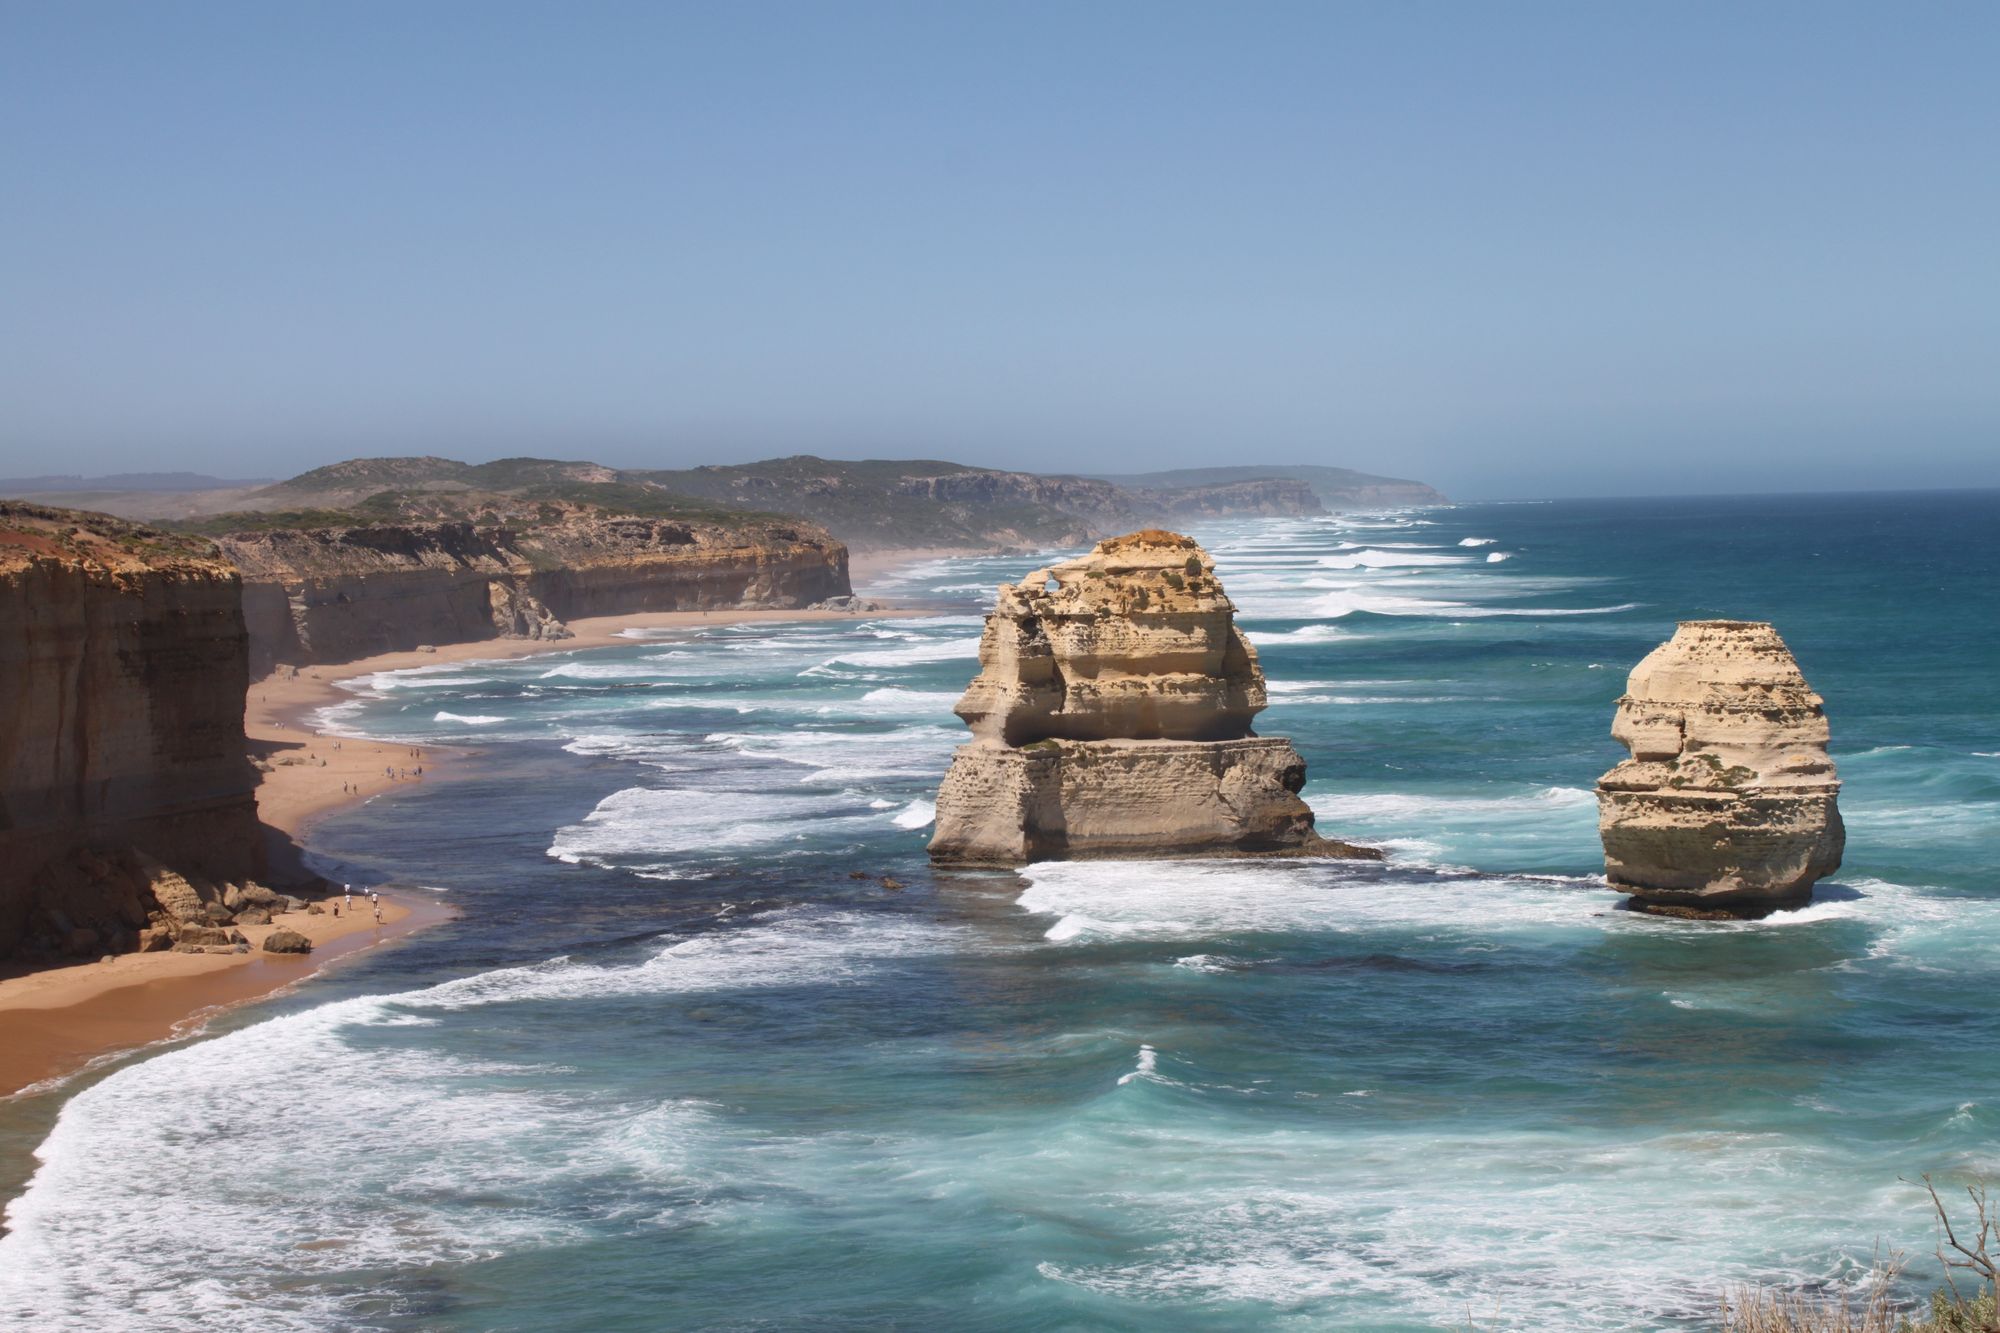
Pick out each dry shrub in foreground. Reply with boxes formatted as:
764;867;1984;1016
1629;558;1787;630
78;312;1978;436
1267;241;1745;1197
1720;1179;2000;1333
1720;1257;1904;1333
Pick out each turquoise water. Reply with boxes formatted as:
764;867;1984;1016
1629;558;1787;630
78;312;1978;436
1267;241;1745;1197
3;491;1997;1330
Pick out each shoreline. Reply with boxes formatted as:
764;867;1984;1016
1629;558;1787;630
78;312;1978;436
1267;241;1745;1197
0;594;944;1102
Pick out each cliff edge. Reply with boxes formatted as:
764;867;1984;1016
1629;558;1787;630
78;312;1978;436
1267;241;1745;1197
0;504;267;959
930;530;1378;864
187;490;850;672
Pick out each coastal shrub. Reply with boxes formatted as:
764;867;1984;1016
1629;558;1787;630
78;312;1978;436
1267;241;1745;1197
1720;1179;2000;1333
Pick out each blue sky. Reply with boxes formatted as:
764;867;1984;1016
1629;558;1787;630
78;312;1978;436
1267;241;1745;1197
2;1;1994;498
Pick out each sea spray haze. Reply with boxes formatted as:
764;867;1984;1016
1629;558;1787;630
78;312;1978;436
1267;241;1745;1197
3;491;1997;1330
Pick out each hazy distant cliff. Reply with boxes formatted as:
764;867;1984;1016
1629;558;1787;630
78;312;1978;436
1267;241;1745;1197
634;457;1328;550
0;504;263;957
40;453;1442;557
1094;465;1445;510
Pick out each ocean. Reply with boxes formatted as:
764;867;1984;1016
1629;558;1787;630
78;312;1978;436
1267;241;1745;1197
3;490;1996;1330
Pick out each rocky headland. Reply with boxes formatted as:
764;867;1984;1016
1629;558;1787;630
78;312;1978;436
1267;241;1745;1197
1090;463;1447;511
1597;619;1844;916
635;456;1331;551
929;530;1378;864
0;503;285;961
11;453;1448;560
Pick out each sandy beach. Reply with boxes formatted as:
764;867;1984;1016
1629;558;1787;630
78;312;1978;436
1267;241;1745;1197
0;598;940;1100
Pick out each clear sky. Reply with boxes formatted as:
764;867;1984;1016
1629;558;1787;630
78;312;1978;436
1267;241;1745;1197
2;2;1994;499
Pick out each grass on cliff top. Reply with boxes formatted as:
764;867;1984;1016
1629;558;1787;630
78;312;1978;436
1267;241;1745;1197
162;483;805;538
0;500;224;564
629;459;1097;547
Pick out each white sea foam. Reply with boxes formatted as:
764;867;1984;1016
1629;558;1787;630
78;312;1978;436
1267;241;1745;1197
1310;588;1639;619
1172;954;1238;974
1245;625;1349;645
0;909;954;1330
1016;859;1612;945
1486;551;1511;563
560;733;688;770
549;786;883;865
1459;537;1498;546
308;699;370;736
1310;785;1595;818
823;637;981;668
851;687;964;714
537;660;672;681
891;799;937;829
1117;1044;1162;1086
1269;694;1476;706
703;725;960;784
434;711;507;725
1318;549;1470;569
358;672;493;691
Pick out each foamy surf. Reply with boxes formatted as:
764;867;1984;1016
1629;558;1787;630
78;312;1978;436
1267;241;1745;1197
18;497;1989;1331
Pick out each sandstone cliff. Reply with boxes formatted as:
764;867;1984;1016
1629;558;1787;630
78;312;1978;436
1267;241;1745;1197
210;505;849;673
1597;620;1844;915
0;504;266;958
930;531;1377;864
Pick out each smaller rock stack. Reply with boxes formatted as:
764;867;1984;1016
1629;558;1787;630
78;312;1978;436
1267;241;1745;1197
929;530;1377;865
1597;620;1844;915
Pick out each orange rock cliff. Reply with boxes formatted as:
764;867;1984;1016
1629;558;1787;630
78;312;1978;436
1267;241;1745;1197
0;503;266;958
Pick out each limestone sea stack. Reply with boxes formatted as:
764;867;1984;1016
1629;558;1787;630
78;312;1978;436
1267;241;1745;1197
929;530;1378;865
1597;620;1844;915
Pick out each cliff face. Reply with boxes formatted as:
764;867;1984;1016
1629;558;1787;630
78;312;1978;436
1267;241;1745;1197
1597;620;1844;914
953;531;1266;745
930;530;1377;865
0;504;264;957
635;457;1328;551
217;513;849;672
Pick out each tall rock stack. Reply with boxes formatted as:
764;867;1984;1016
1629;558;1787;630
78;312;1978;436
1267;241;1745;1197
1597;620;1844;915
929;530;1377;865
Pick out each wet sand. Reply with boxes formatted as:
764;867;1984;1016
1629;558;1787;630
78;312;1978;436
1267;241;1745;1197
0;895;448;1099
0;598;937;1100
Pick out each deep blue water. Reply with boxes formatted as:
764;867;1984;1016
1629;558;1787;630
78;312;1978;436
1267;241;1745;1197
4;491;1997;1330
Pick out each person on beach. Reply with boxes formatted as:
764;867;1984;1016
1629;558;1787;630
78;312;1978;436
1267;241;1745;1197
344;885;353;912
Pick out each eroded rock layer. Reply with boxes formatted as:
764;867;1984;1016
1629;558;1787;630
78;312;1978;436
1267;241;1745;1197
217;513;849;673
0;504;266;957
1597;620;1843;913
931;531;1375;865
